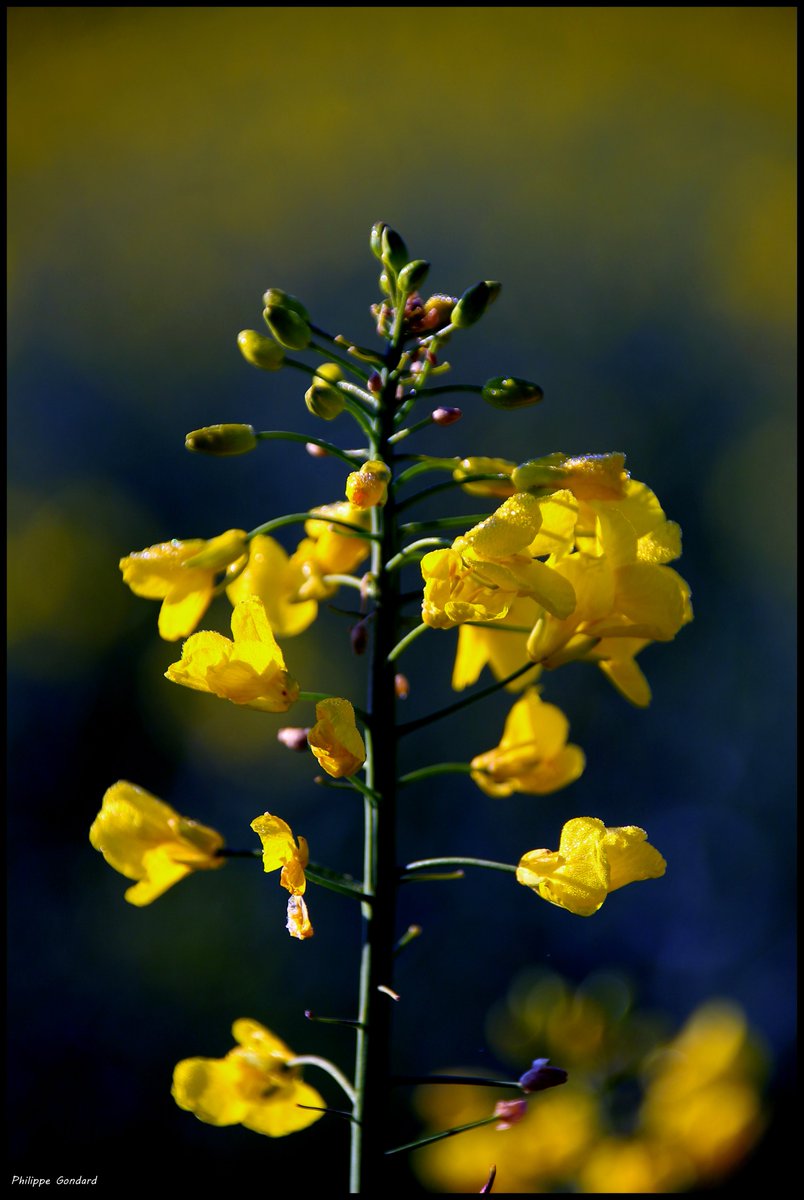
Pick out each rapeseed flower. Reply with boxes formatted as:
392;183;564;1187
172;1018;324;1137
89;781;224;905
119;529;248;640
470;689;585;797
290;501;372;600
345;459;390;508
307;698;366;778
250;812;313;940
421;493;576;629
225;534;317;637
516;817;666;916
165;596;300;712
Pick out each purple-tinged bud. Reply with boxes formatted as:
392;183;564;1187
277;727;311;752
350;621;369;656
493;1099;528;1130
479;1165;497;1194
517;1058;568;1093
432;406;462;427
306;442;329;458
368;371;383;394
394;674;410;700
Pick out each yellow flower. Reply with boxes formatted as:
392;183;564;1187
345;459;390;508
250;812;313;940
452;595;543;692
525;477;692;703
512;451;630;501
516;817;666;916
307;698;366;778
89;781;224;906
421;493;577;630
290;501;372;600
225;534;318;637
119;529;248;641
165;596;300;712
172;1018;324;1137
470;689;585;797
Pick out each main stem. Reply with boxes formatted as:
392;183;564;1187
350;354;401;1191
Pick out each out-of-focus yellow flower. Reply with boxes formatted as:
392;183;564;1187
413;1080;599;1193
345;459;390;508
421;493;576;629
307;698;366;778
640;1002;767;1178
290;501;372;600
89;781;224;906
225;534;318;637
119;529;248;641
470;689;585;796
516;817;666;916
453;456;517;499
578;1135;689;1193
172;1018;324;1137
250;812;313;940
165;596;300;712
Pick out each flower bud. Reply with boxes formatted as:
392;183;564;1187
397;259;430;296
262;288;310;322
263;304;312;351
451;280;501;328
306;441;329;458
493;1099;528;1130
370;221;388;260
183;529;248;571
380;226;409;276
394;674;410;700
482;376;544;410
419;294;458;333
277;726;312;753
367;371;383;394
345;460;391;508
305;363;345;421
185;423;258;456
517;1058;568;1093
350;621;369;656
237;330;285;371
432;406;462;426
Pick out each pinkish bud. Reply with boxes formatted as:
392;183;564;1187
517;1058;568;1093
277;726;311;752
306;442;329;458
432;406;462;427
368;371;383;394
493;1099;528;1130
394;673;410;700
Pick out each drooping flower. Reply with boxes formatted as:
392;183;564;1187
470;689;585;797
225;534;318;637
89;781;224;905
165;596;300;712
172;1018;324;1137
250;812;313;940
421;493;577;630
119;529;248;641
290;501;372;600
516;817;666;916
307;698;366;778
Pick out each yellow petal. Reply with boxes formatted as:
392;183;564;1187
250;813;298;873
611;564;692;640
172;1057;250;1126
500;690;569;759
119;539;207;598
164;630;232;693
158;579;214;641
124;846;195;906
242;1078;325;1136
516;833;609;917
527;490;579;557
307;698;366;778
230;596;285;655
464;493;542;558
453;457;517;498
601;825;667;891
226;535;317;637
231;1019;294;1060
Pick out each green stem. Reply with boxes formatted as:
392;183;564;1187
247;513;380;543
350;349;402;1194
384;538;449;571
307;339;372;382
386;1112;501;1156
403;856;517;876
286;1054;358;1106
397;762;473;786
255;430;364;466
387;621;429;662
398;662;538;736
396;474;511;512
394;457;459;488
306;865;373;902
398;512;492;536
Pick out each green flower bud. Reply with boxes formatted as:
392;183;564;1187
397;259;430;297
261;288;310;322
237;329;285;371
305;363;345;421
451;280;502;328
263;304;312;351
370;221;388;260
185;424;258;456
481;376;544;410
380;226;409;276
511;453;569;492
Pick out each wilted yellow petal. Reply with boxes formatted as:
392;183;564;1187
307;698;366;777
